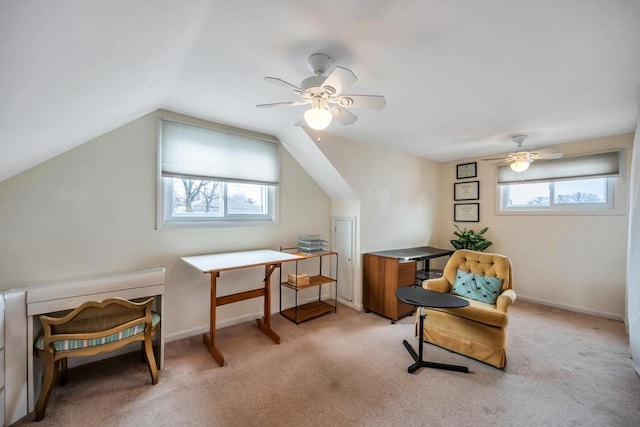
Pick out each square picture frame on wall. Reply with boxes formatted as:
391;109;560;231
454;203;480;222
456;162;477;179
454;181;480;201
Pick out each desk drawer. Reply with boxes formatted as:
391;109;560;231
398;261;417;286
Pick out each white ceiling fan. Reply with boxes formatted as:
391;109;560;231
257;53;386;131
482;135;563;172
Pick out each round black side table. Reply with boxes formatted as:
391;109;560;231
395;286;470;374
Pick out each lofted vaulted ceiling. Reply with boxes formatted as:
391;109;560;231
1;0;639;182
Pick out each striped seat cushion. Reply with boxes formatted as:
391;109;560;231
35;312;160;352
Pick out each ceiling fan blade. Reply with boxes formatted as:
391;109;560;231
332;94;386;110
533;149;564;160
264;77;302;92
332;107;358;125
256;100;309;108
481;157;509;161
321;66;357;95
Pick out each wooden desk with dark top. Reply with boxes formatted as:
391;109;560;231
363;246;454;322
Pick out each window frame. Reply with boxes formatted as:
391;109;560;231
156;116;279;228
161;178;277;225
495;150;626;216
498;177;617;214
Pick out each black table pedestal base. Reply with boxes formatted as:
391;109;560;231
403;308;469;374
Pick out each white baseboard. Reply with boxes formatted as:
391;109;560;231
336;296;363;312
164;312;258;343
164;294;339;343
517;295;623;322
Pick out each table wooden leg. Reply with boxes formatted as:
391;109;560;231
256;264;280;344
203;272;224;366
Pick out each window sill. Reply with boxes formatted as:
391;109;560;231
156;219;278;230
495;208;625;216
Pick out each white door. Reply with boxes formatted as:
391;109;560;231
334;218;354;301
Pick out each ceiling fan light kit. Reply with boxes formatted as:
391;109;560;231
510;158;532;172
482;134;563;172
304;103;333;130
257;53;386;131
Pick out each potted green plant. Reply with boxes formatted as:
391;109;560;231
450;225;493;251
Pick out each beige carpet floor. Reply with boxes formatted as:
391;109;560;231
16;300;640;426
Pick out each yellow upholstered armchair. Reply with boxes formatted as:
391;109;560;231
419;249;516;369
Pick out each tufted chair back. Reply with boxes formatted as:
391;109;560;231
443;249;513;293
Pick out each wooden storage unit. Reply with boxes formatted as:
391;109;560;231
363;254;416;322
279;250;338;324
363;247;455;322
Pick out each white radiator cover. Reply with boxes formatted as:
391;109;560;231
3;290;28;426
0;294;4;426
0;267;165;424
26;268;165;412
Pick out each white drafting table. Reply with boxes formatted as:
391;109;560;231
181;249;302;366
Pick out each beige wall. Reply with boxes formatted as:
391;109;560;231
316;134;443;310
0;109;631;339
317;133;442;252
319;132;633;320
0;111;332;339
434;133;633;319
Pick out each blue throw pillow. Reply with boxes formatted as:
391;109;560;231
452;269;503;304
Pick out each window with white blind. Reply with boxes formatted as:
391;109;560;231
158;118;279;226
497;150;624;215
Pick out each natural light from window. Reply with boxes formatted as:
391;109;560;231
158;118;279;227
505;178;608;208
554;179;607;204
501;177;614;212
497;150;621;214
169;178;269;219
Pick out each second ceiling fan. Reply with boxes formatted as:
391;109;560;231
482;135;563;172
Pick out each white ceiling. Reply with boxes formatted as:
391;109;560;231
1;0;639;182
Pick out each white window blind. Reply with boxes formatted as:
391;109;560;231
497;150;621;185
161;119;279;185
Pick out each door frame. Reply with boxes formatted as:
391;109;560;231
332;216;357;307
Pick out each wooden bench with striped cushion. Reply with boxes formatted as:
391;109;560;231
33;297;160;421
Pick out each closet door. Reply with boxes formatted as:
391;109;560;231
334;217;354;302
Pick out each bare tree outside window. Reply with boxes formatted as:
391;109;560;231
179;179;205;213
200;181;220;213
502;177;613;212
526;196;550;206
555;192;603;204
168;178;268;219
